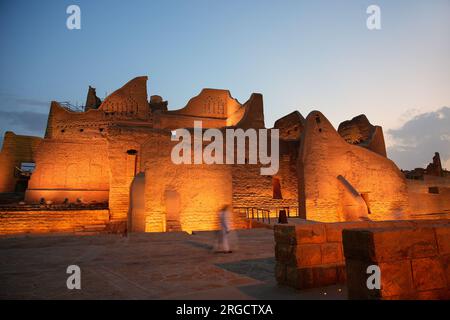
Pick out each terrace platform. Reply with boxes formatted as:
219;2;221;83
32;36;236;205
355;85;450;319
0;229;346;300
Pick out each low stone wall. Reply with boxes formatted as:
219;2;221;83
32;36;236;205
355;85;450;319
343;224;450;299
408;188;450;216
274;219;449;290
0;209;110;236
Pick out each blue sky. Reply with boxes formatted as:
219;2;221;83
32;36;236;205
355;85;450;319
0;0;449;169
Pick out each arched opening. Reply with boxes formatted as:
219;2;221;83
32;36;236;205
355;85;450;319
128;173;146;232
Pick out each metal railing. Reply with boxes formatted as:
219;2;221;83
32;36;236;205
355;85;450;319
58;101;85;112
234;206;299;224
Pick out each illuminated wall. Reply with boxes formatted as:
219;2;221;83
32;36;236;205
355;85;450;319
25;139;110;203
106;125;149;224
407;175;450;216
232;144;299;214
0;132;42;192
151;90;266;131
141;132;238;233
0;209;109;235
6;75;449;236
298;111;410;222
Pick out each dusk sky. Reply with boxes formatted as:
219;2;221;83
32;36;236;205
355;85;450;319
0;0;449;170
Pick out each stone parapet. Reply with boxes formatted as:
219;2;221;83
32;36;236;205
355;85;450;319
274;218;449;293
343;223;450;299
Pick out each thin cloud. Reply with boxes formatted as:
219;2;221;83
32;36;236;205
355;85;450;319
13;98;50;107
0;110;47;149
387;106;450;170
0;93;50;110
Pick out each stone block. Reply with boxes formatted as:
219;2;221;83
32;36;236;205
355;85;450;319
343;227;438;263
373;227;438;261
442;254;450;287
286;265;342;290
321;242;343;264
342;229;375;261
275;243;296;265
368;220;415;229
346;256;415;299
345;258;380;300
274;225;296;245
296;267;315;289
275;262;287;284
286;266;301;289
295;244;322;267
295;223;326;244
344;225;450;300
434;226;450;255
336;264;347;283
312;265;338;287
411;257;446;291
415;288;450;300
325;221;370;243
379;260;414;298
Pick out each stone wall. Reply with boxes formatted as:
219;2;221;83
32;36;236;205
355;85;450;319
153;90;265;130
99;76;151;120
274;111;305;141
106;125;152;223
407;175;450;216
45;101;110;140
25;139;110;203
141;131;243;233
0;132;42;193
298;111;409;222
337;114;387;157
153;114;226;131
153;88;239;130
0;209;109;236
343;223;450;299
232;152;298;212
166;89;242;119
274;219;449;291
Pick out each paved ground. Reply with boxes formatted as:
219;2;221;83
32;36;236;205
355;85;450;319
0;229;347;299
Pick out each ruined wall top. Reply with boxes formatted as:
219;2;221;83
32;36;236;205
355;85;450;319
426;152;444;177
166;88;242;119
42;76;269;138
99;76;150;120
274;111;305;140
338;114;387;157
84;86;102;111
338;114;375;144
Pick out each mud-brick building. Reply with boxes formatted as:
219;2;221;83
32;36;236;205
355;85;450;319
0;76;449;235
0;132;42;194
16;76;298;233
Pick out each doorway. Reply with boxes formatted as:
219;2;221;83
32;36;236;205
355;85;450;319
164;189;182;232
128;173;146;232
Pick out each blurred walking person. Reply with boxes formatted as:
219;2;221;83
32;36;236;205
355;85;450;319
215;204;232;253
